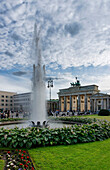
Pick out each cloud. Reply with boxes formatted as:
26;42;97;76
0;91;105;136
0;0;110;70
0;74;31;93
65;22;81;36
0;0;110;98
12;71;27;76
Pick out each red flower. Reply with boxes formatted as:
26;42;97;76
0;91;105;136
24;164;28;167
20;163;23;166
7;151;10;154
19;152;21;155
31;167;34;170
19;150;21;152
21;157;24;159
21;154;24;156
23;150;26;153
27;161;30;163
16;149;18;151
24;160;26;162
27;156;29;159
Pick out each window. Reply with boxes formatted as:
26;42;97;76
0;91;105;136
1;99;4;102
6;100;8;102
6;104;8;106
98;100;101;103
10;104;12;106
82;96;83;99
6;96;8;98
10;100;12;102
1;104;4;106
1;95;4;98
10;96;13;98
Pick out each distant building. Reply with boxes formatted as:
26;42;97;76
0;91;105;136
13;92;58;113
90;93;110;112
13;92;31;112
47;99;59;113
58;79;110;112
0;91;16;112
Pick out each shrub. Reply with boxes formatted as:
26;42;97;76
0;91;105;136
55;117;97;124
98;109;110;116
0;118;109;148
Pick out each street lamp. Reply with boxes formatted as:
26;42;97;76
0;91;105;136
47;79;53;114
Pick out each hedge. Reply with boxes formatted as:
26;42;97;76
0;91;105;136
54;117;97;124
98;109;110;116
0;118;110;148
0;118;25;122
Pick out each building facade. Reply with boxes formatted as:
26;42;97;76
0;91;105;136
13;92;59;113
47;99;59;113
90;93;110;112
13;93;31;112
58;82;110;112
0;91;16;112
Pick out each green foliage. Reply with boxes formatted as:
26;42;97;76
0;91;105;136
0;118;110;148
0;118;25;122
98;109;110;116
54;116;97;124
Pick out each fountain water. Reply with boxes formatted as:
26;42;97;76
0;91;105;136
31;24;47;127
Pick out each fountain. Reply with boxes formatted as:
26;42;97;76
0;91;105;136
30;24;48;127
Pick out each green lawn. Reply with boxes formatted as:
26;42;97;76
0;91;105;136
81;115;110;121
29;138;110;170
0;160;5;170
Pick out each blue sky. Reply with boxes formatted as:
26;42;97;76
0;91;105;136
0;0;110;99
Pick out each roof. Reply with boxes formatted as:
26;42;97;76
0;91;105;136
91;93;110;98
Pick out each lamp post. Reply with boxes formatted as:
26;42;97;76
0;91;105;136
47;79;53;114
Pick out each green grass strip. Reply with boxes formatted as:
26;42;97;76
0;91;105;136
0;160;5;170
29;138;110;170
81;115;110;121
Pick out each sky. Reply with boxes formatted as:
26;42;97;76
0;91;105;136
0;0;110;99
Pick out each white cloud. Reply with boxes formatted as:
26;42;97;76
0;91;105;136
0;0;110;97
0;75;31;93
0;0;110;69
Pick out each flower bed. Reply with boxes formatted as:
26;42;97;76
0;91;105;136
0;118;110;148
0;149;35;170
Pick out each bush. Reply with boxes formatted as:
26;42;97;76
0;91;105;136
98;109;110;116
55;117;97;124
0;118;110;148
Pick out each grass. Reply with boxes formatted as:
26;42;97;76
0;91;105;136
29;138;110;170
0;160;5;170
81;115;110;121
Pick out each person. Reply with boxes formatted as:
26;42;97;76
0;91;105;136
72;110;74;116
67;110;69;116
16;112;19;118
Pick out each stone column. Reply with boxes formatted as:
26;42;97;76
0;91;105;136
107;97;109;109
78;95;80;112
64;96;66;111
59;97;61;111
101;99;104;109
94;99;97;112
84;94;87;112
90;99;93;112
70;95;72;111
